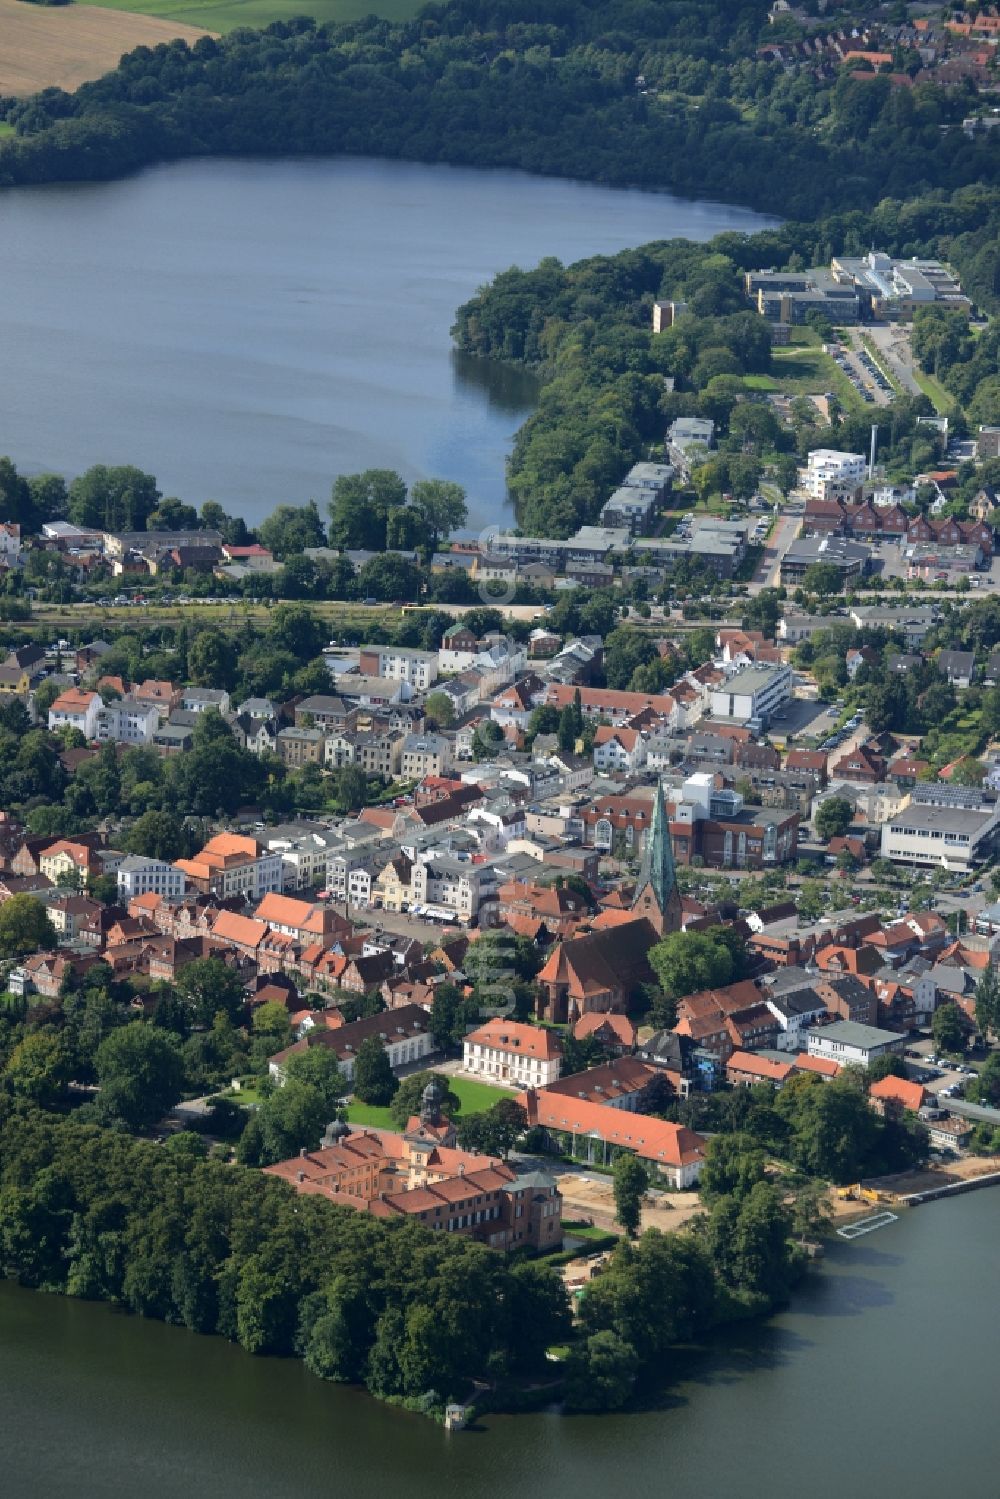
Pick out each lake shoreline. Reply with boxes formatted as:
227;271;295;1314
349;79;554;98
0;156;777;531
1;1189;997;1497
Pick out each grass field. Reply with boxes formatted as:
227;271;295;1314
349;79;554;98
346;1076;516;1130
911;365;956;417
771;347;864;410
345;1099;395;1129
448;1077;517;1113
0;0;211;94
77;0;421;35
742;328;863;412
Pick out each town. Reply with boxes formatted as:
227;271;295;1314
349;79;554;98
3;398;1000;1249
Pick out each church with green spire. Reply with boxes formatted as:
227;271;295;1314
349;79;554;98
631;779;682;936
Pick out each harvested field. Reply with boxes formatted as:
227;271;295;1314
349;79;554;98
0;0;213;95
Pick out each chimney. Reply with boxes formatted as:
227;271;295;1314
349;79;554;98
299;1147;307;1157
297;1170;305;1183
458;1162;466;1176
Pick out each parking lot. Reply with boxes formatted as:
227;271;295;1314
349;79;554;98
831;333;892;406
903;1037;980;1100
769;694;839;740
869;538;1000;589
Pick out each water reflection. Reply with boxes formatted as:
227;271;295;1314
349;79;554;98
451;350;542;415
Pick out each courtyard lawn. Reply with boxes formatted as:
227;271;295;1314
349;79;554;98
219;1081;265;1107
345;1099;395;1129
77;0;421;35
562;1220;619;1243
345;1076;516;1130
449;1076;518;1114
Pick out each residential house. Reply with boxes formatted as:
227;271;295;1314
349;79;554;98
544;683;676;729
48;688;102;739
277;726;327;768
869;1075;927;1117
937;650;975;689
180;688;231;715
497;880;591;940
358;645;438;691
572;1012;638;1054
401;734;453;778
592;726;647;774
95;697;160;745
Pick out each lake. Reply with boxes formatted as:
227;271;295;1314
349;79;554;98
0;1189;993;1499
0;157;776;532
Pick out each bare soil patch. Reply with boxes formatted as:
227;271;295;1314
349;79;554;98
0;0;212;95
556;1172;704;1235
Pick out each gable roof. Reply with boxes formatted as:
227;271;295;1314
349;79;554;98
211;911;267;949
520;1089;705;1167
572;1012;637;1046
727;1050;793;1083
537;919;656;1000
869;1075;926;1112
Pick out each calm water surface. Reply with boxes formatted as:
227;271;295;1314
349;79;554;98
0;1190;993;1499
0;158;777;530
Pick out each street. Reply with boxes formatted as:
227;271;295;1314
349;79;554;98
749;507;801;592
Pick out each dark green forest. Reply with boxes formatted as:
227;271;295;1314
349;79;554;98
1;2;999;220
0;1106;569;1404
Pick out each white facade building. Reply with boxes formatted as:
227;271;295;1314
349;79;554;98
48;689;102;740
180;688;231;715
801;449;866;500
807;1020;906;1068
463;1020;563;1088
116;856;187;901
709;663;791;724
880;801;1000;873
359;646;438;691
96;697;160;745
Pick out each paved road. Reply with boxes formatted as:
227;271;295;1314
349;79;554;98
823;719;870;779
749;508;801;592
864;323;921;397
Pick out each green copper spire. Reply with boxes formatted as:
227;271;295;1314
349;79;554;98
635;778;677;916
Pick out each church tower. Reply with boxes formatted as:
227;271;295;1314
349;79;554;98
631;779;682;936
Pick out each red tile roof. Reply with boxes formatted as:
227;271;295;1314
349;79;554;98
520;1089;704;1168
465;1018;563;1061
869;1075;926;1112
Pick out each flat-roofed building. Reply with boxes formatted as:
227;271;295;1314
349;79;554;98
880;800;1000;873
